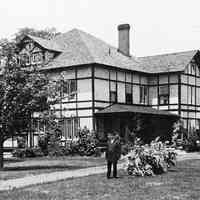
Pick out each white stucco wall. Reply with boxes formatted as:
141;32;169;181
77;66;91;78
95;66;109;79
132;85;140;104
94;79;109;101
77;79;92;101
117;82;125;102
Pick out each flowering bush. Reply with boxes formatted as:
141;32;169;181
123;138;177;176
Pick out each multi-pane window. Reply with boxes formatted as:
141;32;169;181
110;81;117;103
20;54;30;66
62;79;77;99
62;118;79;139
32;52;43;64
159;85;169;105
125;84;132;104
140;86;148;104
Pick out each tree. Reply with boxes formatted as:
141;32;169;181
15;27;61;42
0;27;60;169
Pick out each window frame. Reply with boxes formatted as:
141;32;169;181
125;83;132;104
139;85;148;104
158;85;169;105
110;81;117;103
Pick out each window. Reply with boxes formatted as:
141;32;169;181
189;86;195;105
140;86;148;104
26;42;34;51
110;81;117;103
159;85;169;105
32;52;43;64
20;53;30;66
125;84;132;104
70;80;77;93
62;79;77;99
62;118;79;139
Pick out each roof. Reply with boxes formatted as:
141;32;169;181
26;35;64;52
95;104;179;117
42;29;145;72
138;50;198;73
25;28;199;74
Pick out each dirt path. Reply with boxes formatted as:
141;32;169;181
0;151;200;191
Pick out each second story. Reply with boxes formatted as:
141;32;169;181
16;24;200;113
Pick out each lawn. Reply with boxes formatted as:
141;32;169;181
1;159;200;200
0;156;106;180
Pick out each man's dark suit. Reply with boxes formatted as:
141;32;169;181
105;135;121;178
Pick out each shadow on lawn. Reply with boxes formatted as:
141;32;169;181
2;165;86;171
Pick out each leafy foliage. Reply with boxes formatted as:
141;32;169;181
123;138;177;176
12;147;44;158
0;27;60;168
13;126;101;158
77;127;100;156
183;129;200;152
15;27;60;43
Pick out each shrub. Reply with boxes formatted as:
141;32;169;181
12;147;44;158
123;138;177;176
183;129;200;152
12;148;26;158
69;140;81;155
17;136;26;148
121;143;134;156
60;146;71;156
77;127;100;156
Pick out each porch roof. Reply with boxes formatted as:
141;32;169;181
95;104;179;117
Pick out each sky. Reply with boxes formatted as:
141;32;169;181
0;0;200;56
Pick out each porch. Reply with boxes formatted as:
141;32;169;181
95;104;179;143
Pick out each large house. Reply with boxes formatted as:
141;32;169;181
5;24;200;146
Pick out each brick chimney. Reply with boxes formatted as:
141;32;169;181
118;24;130;56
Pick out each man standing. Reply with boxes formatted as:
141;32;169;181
106;133;121;179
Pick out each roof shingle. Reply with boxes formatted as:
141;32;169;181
43;29;145;72
27;28;199;74
138;50;198;73
27;35;64;52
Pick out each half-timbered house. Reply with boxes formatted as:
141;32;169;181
4;24;200;147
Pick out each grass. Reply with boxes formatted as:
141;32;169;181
1;159;200;200
0;156;106;180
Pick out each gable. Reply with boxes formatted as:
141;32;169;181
138;50;198;73
18;36;57;66
183;52;200;76
17;29;200;75
19;36;44;54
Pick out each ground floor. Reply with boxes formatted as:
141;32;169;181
4;103;200;148
4;104;180;148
